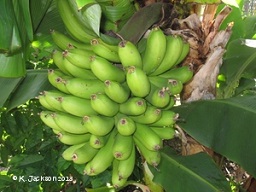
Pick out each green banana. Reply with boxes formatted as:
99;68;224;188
84;129;117;176
162;96;176;110
82;115;115;136
47;69;72;94
112;134;134;160
63;49;94;69
117;143;136;179
53;112;88;134
150;126;175;140
56;0;96;43
133;123;163;151
115;113;136;136
174;41;190;65
89;134;109;149
57;131;91;145
126;66;151;97
130;105;162;124
166;79;183;95
112;159;128;189
90;39;120;63
158;64;194;84
64;77;105;99
90;93;119;117
150;110;179;127
62;143;86;161
58;95;98;117
149;76;183;95
118;40;142;68
39;111;62;131
104;80;130;104
90;56;125;83
142;27;166;74
62;56;97;80
52;50;72;75
42;90;66;112
119;97;147;116
145;85;170;108
72;142;99;164
150;35;184;76
134;136;161;167
50;29;92;51
37;94;56;111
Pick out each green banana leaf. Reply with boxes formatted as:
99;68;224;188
173;95;256;178
118;3;172;44
150;148;231;192
218;39;256;98
0;70;53;110
0;0;22;54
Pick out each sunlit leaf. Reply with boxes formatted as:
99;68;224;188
150;148;231;192
219;39;256;98
0;53;26;78
174;95;256;178
76;0;96;9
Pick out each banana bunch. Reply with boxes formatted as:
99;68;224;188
39;23;193;189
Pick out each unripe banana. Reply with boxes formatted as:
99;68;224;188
145;85;170;108
90;56;125;83
72;142;99;164
62;143;86;161
112;134;134;160
39;111;62;131
117;143;136;179
175;41;190;65
57;131;91;145
64;77;105;99
62;56;97;80
130;105;162;124
150;110;179;127
90;93;119;117
90;39;120;63
112;159;128;189
166;79;183;95
162;96;176;110
134;136;161;167
89;134;109;149
56;0;97;43
52;50;72;75
50;29;92;51
149;77;183;95
37;94;56;111
119;97;147;116
47;69;72;94
133;123;163;151
104;80;130;104
158;64;194;84
63;49;94;69
118;40;142;68
42;90;66;112
142;27;166;74
150;35;184;76
53;112;88;134
58;95;98;117
84;129;117;176
150;126;175;140
82;115;115;136
126;66;151;97
115;113;136;136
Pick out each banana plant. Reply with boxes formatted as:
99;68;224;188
0;0;256;191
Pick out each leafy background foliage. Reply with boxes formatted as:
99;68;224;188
0;0;256;191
